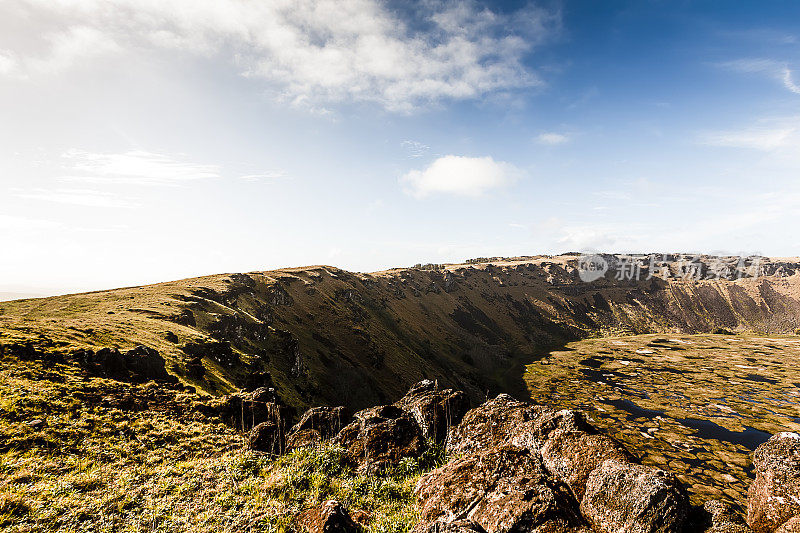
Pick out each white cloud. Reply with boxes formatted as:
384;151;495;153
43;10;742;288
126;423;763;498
0;50;17;76
401;155;519;198
5;0;559;111
401;140;430;158
0;26;120;77
58;150;220;185
12;187;139;208
783;68;800;95
535;132;569;145
719;58;800;96
702;127;795;150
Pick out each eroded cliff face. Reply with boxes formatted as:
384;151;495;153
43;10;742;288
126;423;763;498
1;254;799;413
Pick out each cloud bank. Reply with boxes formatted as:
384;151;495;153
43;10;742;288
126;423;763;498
4;0;559;111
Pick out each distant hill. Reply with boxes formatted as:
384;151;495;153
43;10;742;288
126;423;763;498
1;253;799;413
0;292;44;302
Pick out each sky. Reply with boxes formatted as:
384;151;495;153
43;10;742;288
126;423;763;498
1;0;800;296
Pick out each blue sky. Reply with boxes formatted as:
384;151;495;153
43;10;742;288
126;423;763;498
1;0;799;295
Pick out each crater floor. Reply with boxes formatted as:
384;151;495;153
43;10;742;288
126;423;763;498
524;333;800;505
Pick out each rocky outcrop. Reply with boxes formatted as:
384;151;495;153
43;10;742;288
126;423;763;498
225;383;798;533
540;429;633;501
299;500;359;533
580;459;689;533
415;444;586;532
418;393;690;533
334;405;425;474
394;380;469;443
286;406;349;451
248;422;285;455
445;394;550;455
210;387;293;433
76;345;177;383
748;432;800;533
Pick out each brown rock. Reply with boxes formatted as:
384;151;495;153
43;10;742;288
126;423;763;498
415;520;486;533
287;428;324;450
349;509;371;527
248;422;284;454
695;500;752;533
748;432;800;533
80;345;176;383
299;500;360;533
287;406;349;451
540;430;633;501
446;394;553;456
210;387;293;431
580;459;689;533
776;517;800;533
415;445;585;533
394;380;469;443
334;405;425;474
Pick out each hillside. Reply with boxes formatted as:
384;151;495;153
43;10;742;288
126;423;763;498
1;254;799;414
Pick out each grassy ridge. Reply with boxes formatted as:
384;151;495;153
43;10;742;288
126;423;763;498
2;257;798;418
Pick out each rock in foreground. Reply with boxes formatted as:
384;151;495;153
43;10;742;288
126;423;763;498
334;405;425;474
748;432;800;533
415;444;585;532
580;459;689;533
394;379;469;443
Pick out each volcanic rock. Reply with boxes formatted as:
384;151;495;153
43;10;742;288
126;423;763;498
334;405;425;474
748;432;800;533
415;444;585;533
580;459;689;533
394;380;469;443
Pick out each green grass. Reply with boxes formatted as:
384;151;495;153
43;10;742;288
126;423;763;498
0;353;444;532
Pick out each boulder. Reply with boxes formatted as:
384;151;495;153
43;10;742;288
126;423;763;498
776;517;800;533
79;346;176;383
696;500;752;533
334;405;425;474
287;406;349;451
248;422;284;454
748;432;800;533
394;380;469;443
540;430;633;501
446;394;552;455
123;346;176;382
415;445;585;533
299;499;360;533
580;459;689;533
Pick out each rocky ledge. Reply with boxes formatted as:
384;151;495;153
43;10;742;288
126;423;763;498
233;380;800;533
